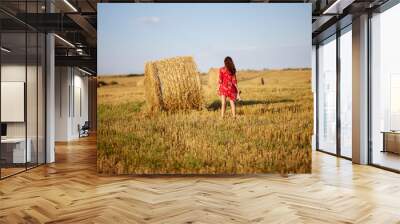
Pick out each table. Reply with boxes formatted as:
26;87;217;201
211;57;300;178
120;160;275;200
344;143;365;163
381;131;400;154
1;138;32;164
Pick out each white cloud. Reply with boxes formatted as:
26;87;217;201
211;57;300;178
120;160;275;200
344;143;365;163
136;16;160;24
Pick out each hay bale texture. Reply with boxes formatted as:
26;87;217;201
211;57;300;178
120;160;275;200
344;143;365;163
144;56;203;111
207;68;219;93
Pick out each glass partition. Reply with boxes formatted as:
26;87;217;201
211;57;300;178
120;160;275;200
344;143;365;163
317;35;337;154
0;2;46;179
1;31;28;178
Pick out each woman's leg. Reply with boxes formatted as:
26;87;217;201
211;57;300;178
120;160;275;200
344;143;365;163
220;95;226;118
229;99;236;117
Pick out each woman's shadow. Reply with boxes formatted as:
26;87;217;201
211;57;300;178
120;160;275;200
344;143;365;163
206;99;294;111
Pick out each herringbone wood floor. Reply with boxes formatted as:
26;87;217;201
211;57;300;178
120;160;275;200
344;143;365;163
1;136;400;224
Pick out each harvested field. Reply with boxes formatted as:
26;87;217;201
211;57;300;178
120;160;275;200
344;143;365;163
98;69;313;174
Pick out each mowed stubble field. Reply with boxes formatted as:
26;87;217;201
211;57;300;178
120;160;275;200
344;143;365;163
97;69;313;174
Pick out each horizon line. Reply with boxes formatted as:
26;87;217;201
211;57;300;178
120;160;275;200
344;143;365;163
98;67;312;76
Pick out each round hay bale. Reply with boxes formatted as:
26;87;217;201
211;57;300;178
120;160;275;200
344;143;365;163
144;62;163;111
144;56;203;111
207;68;219;94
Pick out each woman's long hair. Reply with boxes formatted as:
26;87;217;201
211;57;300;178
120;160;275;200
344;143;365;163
224;56;236;76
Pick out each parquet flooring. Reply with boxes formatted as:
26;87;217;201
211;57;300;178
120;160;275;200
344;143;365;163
0;167;26;178
0;135;400;223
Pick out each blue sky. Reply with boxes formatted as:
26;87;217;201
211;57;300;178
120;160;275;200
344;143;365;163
98;3;311;75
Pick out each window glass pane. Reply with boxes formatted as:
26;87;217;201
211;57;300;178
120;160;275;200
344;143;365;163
340;27;352;158
371;4;400;171
318;35;337;154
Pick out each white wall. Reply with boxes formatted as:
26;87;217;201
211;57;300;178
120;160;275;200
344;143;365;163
1;65;26;81
55;67;89;141
55;66;70;141
72;73;89;138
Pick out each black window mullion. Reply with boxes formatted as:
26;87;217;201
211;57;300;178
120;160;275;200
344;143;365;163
367;11;373;165
73;68;75;118
36;0;39;168
44;0;48;165
316;44;319;151
336;29;341;157
44;33;47;164
25;0;28;171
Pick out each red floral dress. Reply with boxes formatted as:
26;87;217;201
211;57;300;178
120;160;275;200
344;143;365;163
218;67;238;101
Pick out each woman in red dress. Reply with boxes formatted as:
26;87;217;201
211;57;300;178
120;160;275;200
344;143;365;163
218;56;239;118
